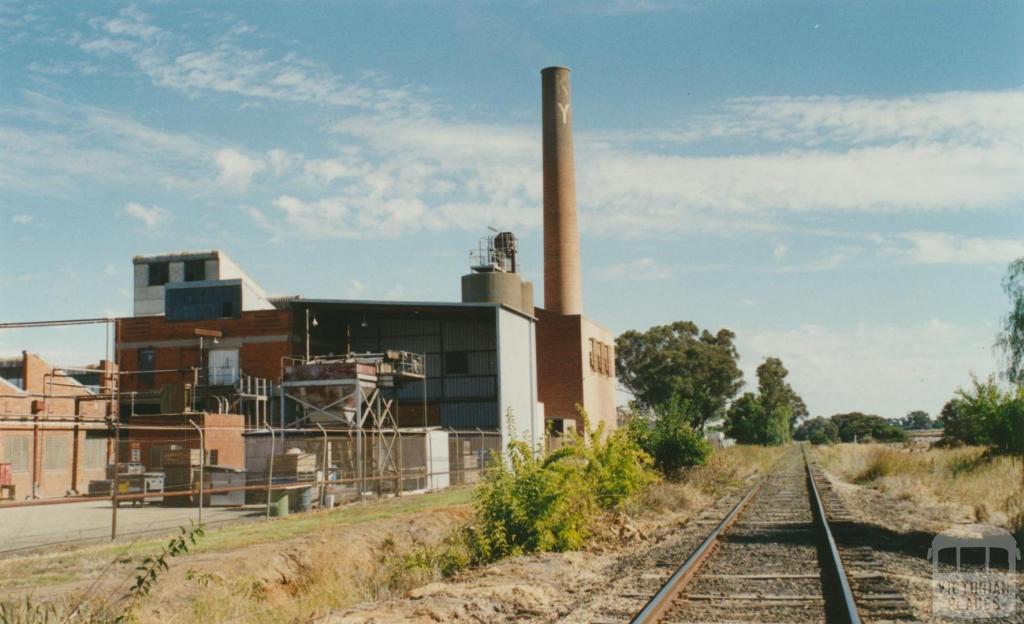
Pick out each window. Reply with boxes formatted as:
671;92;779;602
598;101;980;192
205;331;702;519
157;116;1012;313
165;284;242;321
445;352;470;375
589;340;613;376
44;435;69;471
3;437;29;472
148;262;170;286
138;347;156;387
83;433;107;470
184;260;206;282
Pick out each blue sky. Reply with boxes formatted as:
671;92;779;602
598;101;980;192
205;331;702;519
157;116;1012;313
1;0;1022;419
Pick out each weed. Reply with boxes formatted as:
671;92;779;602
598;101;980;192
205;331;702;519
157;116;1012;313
118;523;205;622
467;409;655;564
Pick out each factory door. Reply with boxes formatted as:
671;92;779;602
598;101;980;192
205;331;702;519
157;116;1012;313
208;348;239;385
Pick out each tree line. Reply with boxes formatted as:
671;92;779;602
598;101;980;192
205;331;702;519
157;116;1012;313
617;255;1024;457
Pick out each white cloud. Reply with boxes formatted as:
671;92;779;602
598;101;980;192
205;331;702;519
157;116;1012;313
773;243;788;258
215;148;264;190
347;279;366;297
123;202;170;229
614;90;1024;149
737;320;998;419
596;257;672;281
891;232;1024;265
78;7;425;115
12;5;1024;242
769;247;860;273
11;214;33;225
271;194;430;239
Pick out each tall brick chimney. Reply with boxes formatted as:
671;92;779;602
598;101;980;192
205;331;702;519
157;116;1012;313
541;66;583;316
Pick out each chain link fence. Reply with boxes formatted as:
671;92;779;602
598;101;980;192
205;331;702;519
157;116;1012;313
0;424;502;554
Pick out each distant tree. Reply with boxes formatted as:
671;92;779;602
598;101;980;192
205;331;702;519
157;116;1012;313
899;410;934;430
724;393;791;445
616;322;744;430
831;412;907;443
793;416;840;445
755;357;808;432
997;258;1024;387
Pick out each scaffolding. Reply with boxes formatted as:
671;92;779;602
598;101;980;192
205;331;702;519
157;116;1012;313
280;351;424;495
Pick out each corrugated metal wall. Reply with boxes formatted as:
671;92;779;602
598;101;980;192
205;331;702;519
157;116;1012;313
346;312;500;429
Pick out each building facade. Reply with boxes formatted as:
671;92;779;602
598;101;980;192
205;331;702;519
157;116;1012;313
0;352;115;499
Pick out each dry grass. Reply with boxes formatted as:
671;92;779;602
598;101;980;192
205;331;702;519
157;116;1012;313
625;444;785;519
0;490;475;624
814;443;1024;533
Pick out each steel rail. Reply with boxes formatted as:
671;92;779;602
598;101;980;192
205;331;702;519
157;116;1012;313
630;448;864;624
629;478;765;624
804;446;863;624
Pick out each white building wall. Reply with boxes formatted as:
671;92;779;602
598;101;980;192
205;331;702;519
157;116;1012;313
132;263;164;316
496;308;542;453
132;250;274;316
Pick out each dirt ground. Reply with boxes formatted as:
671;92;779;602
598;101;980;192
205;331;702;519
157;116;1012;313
325;480;757;623
326;508;699;623
327;447;1023;624
821;469;1023;623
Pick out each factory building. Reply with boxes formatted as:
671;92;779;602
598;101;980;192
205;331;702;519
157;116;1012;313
0;352;115;499
117;248;543;452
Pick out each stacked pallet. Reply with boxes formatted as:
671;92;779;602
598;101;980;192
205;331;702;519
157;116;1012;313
272;449;317;481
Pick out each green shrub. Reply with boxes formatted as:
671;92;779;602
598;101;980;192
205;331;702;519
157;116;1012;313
627;399;712;477
940;376;1024;455
467;412;654;564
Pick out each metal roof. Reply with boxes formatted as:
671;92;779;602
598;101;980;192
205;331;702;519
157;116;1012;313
288;298;536;321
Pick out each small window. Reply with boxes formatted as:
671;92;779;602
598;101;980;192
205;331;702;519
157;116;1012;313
445;352;470;375
148;262;170;286
138;347;156;387
3;437;29;472
44;435;69;471
222;301;234;318
184;260;206;282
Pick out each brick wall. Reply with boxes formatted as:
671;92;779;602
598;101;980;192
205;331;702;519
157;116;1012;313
0;353;115;499
535;309;618;433
535;308;584;425
117;309;293;392
124;413;245;471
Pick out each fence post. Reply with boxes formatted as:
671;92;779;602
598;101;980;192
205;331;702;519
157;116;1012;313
265;423;275;519
188;419;204;526
110;421;120;541
314;423;327;509
477;427;485;476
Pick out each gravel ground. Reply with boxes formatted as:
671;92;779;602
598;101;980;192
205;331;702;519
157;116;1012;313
663;450;830;624
818;462;1023;623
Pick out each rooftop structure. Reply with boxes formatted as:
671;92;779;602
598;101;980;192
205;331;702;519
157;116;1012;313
132;250;274;318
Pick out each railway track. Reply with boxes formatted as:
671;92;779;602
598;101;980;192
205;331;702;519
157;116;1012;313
570;445;917;624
